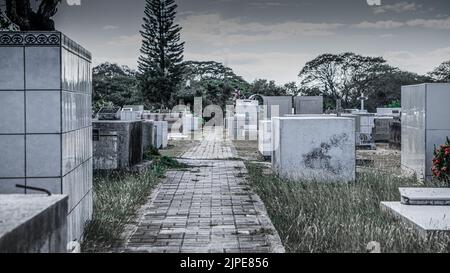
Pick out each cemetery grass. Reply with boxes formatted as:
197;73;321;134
245;162;450;253
82;156;189;253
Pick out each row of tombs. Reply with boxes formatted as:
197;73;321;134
1;31;450;252
228;85;450;237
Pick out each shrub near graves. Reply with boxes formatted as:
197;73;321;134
432;137;450;185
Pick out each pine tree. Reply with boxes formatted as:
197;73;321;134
138;0;185;108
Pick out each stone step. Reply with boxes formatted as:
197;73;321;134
399;188;450;206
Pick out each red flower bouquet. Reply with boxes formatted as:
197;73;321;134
432;137;450;183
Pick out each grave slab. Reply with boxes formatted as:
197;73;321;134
294;96;323;115
399;188;450;206
381;202;450;238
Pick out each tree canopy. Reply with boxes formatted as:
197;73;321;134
92;63;142;113
429;60;450;83
298;52;431;111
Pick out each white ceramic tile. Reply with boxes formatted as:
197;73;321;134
25;47;61;90
26;91;61;133
0;47;24;90
0;91;25;134
26;134;61;177
0;179;26;194
27;178;62;194
0;135;25;177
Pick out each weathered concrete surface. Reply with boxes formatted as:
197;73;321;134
272;117;356;182
93;120;143;170
0;195;68;253
121;128;284;253
142;120;156;151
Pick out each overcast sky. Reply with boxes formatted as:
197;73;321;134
52;0;450;84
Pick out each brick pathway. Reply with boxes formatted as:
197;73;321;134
122;128;284;253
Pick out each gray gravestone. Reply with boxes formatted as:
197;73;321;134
294;96;323;115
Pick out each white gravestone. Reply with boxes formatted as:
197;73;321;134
272;117;356;182
258;120;272;157
154;121;168;149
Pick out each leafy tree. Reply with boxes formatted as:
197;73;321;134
298;53;386;108
178;61;249;109
4;0;60;30
138;0;185;109
298;52;430;111
247;79;287;97
429;60;450;83
92;63;142;113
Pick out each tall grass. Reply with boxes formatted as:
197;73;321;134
245;163;450;253
82;157;188;253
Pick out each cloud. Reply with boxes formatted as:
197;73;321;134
102;25;119;30
185;50;314;84
354;20;404;29
353;17;450;30
373;1;421;14
383;47;450;75
178;14;342;47
107;34;141;46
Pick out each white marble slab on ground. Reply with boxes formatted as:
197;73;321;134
381;202;450;238
399;188;450;205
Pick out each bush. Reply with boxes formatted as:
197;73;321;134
432;137;450;184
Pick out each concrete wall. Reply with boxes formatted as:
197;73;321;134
272;117;355;182
0;32;92;242
93;120;143;169
402;83;450;179
0;195;68;253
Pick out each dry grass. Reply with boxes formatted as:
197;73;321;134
245;162;450;253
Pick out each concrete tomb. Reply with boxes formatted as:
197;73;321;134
262;96;292;120
154;121;169;149
271;117;356;182
401;83;450;180
373;117;394;143
93;120;143;170
294;96;324;115
0;195;68;253
142;120;157;151
0;32;93;242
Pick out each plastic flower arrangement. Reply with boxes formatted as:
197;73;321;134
432;137;450;183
